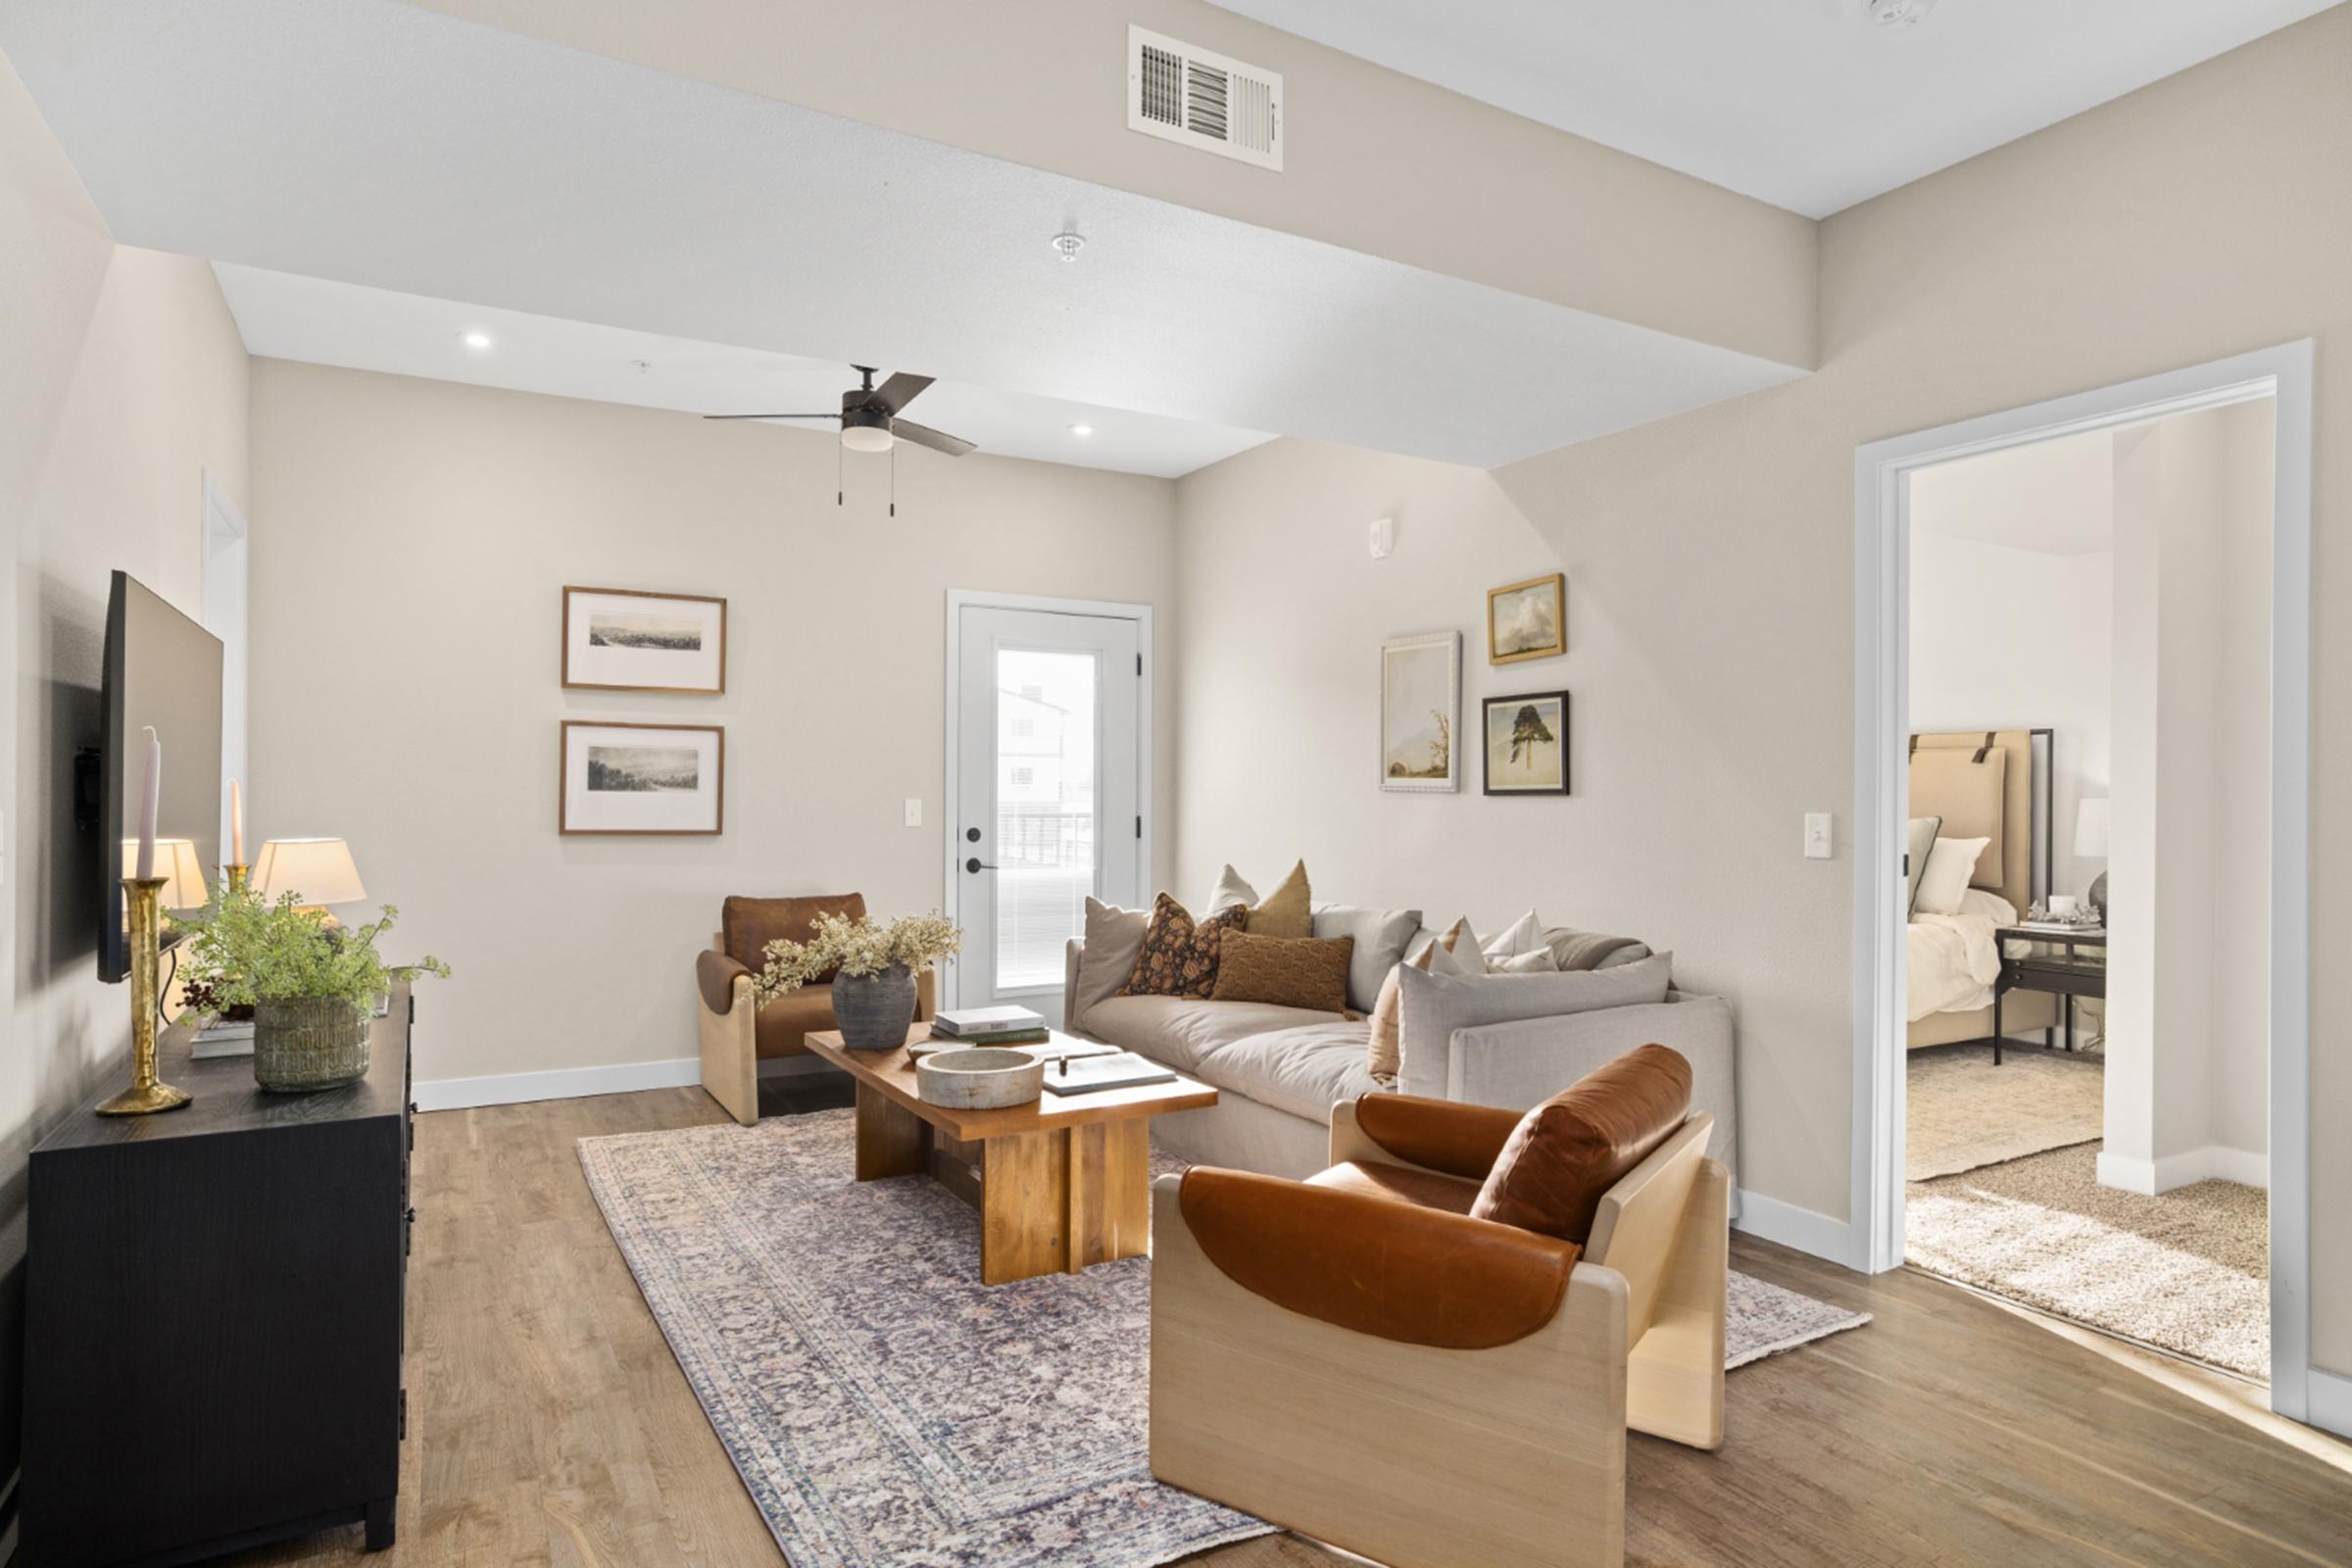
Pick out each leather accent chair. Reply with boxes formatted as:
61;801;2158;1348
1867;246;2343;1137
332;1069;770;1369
697;893;936;1125
1150;1048;1729;1568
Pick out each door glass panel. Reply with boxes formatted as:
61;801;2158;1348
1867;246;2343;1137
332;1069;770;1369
995;648;1097;990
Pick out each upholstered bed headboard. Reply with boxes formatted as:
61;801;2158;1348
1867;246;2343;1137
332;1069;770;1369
1909;728;2050;909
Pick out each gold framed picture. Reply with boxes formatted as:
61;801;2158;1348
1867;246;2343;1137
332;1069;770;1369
1487;572;1565;664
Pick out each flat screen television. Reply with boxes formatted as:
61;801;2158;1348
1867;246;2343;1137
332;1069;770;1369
98;570;222;984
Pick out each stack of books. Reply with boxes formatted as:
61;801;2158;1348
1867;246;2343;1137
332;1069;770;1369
929;1004;1050;1048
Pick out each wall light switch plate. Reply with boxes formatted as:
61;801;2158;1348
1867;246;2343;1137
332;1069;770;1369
1369;516;1395;559
904;798;923;828
1804;812;1834;859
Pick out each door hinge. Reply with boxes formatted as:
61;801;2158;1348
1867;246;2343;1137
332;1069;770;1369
1902;854;1909;877
1136;653;1143;676
1135;815;1143;840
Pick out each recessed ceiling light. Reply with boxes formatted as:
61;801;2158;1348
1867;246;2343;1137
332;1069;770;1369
1051;231;1086;263
459;330;494;350
1069;422;1096;437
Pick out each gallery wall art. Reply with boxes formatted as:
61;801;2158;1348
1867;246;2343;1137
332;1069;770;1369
1380;631;1460;793
563;586;727;694
560;720;725;834
1483;691;1570;796
1487;572;1565;664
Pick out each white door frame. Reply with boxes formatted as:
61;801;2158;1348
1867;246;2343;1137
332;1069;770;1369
1849;340;2316;1420
942;588;1153;1011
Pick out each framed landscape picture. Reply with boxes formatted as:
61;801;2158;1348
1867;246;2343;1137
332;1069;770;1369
562;586;726;694
560;721;724;834
1380;631;1460;792
1487;571;1565;664
1483;691;1570;796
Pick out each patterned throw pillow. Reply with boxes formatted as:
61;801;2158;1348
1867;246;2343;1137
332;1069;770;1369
1211;932;1355;1012
1118;893;1247;999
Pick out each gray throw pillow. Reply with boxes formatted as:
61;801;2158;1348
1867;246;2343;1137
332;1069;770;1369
1395;953;1674;1099
1071;897;1149;1030
1310;903;1424;1012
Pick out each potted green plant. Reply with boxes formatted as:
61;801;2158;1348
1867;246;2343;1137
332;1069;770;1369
756;910;960;1049
178;886;449;1092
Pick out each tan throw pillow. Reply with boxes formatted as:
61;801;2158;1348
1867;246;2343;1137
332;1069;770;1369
1212;932;1354;1012
1119;893;1247;1000
1246;860;1313;938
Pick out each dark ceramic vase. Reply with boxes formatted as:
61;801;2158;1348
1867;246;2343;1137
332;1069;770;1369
832;964;918;1050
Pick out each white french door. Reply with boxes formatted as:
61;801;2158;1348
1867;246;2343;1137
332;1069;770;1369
948;596;1146;1023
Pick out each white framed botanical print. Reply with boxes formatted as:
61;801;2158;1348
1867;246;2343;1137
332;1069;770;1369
1380;631;1460;792
562;586;726;694
560;721;724;834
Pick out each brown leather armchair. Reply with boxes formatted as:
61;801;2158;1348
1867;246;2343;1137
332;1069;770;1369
696;893;936;1125
1150;1046;1728;1568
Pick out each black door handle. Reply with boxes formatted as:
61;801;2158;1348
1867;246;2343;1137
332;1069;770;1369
965;858;1000;873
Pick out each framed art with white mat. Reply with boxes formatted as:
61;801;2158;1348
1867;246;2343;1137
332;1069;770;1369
1483;690;1569;795
560;721;724;834
562;586;726;694
1380;630;1460;792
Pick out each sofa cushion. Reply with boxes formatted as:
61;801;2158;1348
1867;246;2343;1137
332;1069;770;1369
1120;893;1247;999
1191;1021;1385;1126
723;892;865;973
1307;1159;1483;1216
1084;994;1344;1075
1367;921;1482;1084
1212;932;1353;1012
1471;1044;1693;1244
1396;953;1673;1096
1070;897;1149;1030
1311;903;1424;1013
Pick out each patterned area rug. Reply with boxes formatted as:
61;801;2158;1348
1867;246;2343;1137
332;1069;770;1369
1905;1042;2105;1179
580;1109;1867;1567
1907;1143;2268;1378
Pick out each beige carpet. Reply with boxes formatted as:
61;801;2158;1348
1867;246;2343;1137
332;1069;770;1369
1906;1042;2105;1179
1906;1144;2269;1378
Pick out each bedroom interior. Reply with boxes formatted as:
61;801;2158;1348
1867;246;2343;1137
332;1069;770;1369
1900;400;2276;1381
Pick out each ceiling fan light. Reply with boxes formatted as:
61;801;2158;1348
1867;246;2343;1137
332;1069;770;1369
841;423;894;454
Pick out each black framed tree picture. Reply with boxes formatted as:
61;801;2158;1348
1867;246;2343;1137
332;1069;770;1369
1483;692;1569;796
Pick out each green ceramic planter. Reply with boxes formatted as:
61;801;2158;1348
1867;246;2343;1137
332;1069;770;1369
253;994;371;1093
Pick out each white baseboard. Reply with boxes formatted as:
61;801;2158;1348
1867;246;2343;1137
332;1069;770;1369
1733;1188;1854;1267
2096;1145;2268;1195
415;1055;702;1111
2308;1367;2352;1440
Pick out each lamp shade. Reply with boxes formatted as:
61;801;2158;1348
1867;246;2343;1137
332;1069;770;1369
121;837;207;909
253;837;368;906
2073;798;2111;859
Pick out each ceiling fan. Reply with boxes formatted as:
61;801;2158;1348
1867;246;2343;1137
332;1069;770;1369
705;365;976;458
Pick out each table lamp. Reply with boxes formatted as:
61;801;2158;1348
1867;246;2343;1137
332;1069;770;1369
120;837;208;911
2073;798;2110;919
253;837;368;916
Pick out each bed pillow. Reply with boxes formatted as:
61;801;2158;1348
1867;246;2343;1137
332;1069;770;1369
1212;932;1354;1012
1905;816;1943;916
1913;834;1988;916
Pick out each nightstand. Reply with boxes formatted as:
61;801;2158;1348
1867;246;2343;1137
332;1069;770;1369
1992;925;2105;1064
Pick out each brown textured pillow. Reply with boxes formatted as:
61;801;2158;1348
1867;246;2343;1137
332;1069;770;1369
1470;1044;1693;1244
1212;932;1354;1012
1119;893;1247;999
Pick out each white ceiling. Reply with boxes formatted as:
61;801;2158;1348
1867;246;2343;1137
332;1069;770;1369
214;265;1274;479
1911;427;2115;557
0;0;1804;473
1213;0;2342;218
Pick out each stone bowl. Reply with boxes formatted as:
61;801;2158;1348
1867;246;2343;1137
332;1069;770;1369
915;1047;1044;1109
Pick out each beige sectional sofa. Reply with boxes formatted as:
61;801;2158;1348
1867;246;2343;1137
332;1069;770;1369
1063;912;1738;1190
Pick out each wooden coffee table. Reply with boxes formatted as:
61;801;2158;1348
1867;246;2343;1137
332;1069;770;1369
805;1024;1217;1285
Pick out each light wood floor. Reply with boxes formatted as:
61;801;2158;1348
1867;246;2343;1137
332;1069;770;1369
240;1086;2352;1568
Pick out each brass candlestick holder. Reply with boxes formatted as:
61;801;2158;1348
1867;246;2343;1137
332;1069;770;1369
97;875;192;1116
225;861;249;895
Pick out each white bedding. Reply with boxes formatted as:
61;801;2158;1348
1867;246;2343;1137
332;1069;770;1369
1907;889;2018;1021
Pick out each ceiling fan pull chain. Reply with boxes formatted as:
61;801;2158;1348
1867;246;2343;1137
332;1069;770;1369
837;434;844;508
890;442;898;518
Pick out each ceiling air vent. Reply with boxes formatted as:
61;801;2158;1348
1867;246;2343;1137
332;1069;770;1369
1128;25;1282;172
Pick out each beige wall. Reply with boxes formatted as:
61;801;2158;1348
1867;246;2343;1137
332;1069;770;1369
245;361;1178;1092
0;54;249;1498
1175;9;2352;1372
409;0;1816;369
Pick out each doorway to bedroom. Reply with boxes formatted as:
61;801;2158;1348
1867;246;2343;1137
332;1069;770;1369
1879;375;2291;1392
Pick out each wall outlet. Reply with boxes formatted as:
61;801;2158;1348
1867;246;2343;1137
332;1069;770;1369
1804;812;1834;859
904;797;923;828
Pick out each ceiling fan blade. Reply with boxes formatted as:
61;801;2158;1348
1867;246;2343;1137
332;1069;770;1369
702;412;844;420
870;372;934;415
890;418;975;458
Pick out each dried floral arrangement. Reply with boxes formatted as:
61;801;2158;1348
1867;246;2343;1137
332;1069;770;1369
755;910;961;1004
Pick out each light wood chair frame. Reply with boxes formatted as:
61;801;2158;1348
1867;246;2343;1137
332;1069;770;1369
1150;1106;1728;1568
696;933;934;1126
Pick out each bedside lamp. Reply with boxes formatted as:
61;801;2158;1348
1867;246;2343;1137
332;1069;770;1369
253;837;368;915
2073;798;2110;920
121;837;208;911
